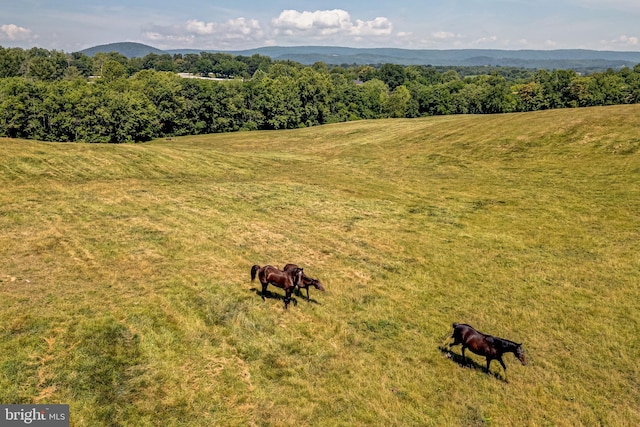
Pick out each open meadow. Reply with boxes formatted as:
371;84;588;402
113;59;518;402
1;105;639;426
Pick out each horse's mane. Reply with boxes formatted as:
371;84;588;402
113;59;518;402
491;336;520;350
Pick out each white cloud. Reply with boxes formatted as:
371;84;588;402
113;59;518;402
273;9;349;33
432;31;458;40
143;17;264;49
599;35;639;50
613;35;638;45
142;9;395;49
186;18;262;38
0;24;35;41
472;36;498;45
272;9;392;38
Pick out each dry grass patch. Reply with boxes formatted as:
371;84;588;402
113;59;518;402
1;104;639;425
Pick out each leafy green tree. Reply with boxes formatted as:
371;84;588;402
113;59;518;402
39;80;81;141
105;90;158;142
175;53;201;73
0;77;32;137
622;65;640;104
568;77;596;107
419;66;444;85
442;70;461;83
590;70;627;105
297;67;332;126
412;83;454;116
127;57;144;75
356;79;389;119
74;84;112;142
0;47;26;78
452;82;484;114
512;81;545;111
357;65;376;82
68;52;93;77
403;66;427;85
155;54;176;72
92;52;128;76
20;49;68;81
130;70;189;136
385;85;411;118
377;63;406;91
195;58;214;76
324;72;358;122
212;59;248;78
101;60;127;83
255;75;302;129
484;74;514;113
534;69;576;109
267;63;300;79
239;54;272;76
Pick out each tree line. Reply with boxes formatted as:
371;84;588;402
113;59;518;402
1;46;640;142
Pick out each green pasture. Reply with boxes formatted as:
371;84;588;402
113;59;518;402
1;105;639;426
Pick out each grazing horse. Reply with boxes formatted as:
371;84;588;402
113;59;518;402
283;263;325;301
449;323;526;374
251;264;304;309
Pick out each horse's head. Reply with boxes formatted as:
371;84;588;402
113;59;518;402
311;278;325;292
293;267;304;286
515;343;527;365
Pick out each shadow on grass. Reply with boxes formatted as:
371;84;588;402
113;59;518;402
438;345;507;383
249;287;299;307
293;288;322;305
249;287;323;306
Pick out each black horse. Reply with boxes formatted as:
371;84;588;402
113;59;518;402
251;264;303;309
449;323;526;374
283;263;325;301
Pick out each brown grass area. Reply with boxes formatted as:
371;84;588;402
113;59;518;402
1;105;639;425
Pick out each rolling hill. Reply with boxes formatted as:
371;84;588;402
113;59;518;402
79;41;167;58
80;42;640;70
1;105;639;425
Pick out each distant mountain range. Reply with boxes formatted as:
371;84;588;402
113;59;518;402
80;42;167;58
80;42;640;71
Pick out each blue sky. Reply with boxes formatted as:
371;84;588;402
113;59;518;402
1;1;639;52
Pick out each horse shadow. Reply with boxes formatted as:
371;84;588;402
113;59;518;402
438;345;507;382
248;287;323;306
249;288;299;307
293;288;322;305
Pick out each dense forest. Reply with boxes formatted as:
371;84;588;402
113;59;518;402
1;46;640;142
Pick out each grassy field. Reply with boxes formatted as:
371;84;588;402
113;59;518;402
1;105;639;426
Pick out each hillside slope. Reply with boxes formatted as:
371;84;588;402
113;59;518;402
80;42;640;69
1;105;639;425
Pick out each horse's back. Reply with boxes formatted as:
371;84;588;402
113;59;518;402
452;323;478;340
262;264;279;279
453;323;500;356
283;263;298;272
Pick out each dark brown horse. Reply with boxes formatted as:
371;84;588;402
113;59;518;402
251;264;303;309
283;263;325;301
449;323;526;374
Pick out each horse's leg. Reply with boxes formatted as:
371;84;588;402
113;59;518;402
283;289;291;309
498;356;507;372
486;358;492;373
261;282;268;301
498;357;508;381
306;287;310;301
461;346;467;365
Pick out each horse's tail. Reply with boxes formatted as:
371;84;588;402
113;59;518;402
251;265;260;281
451;322;460;338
